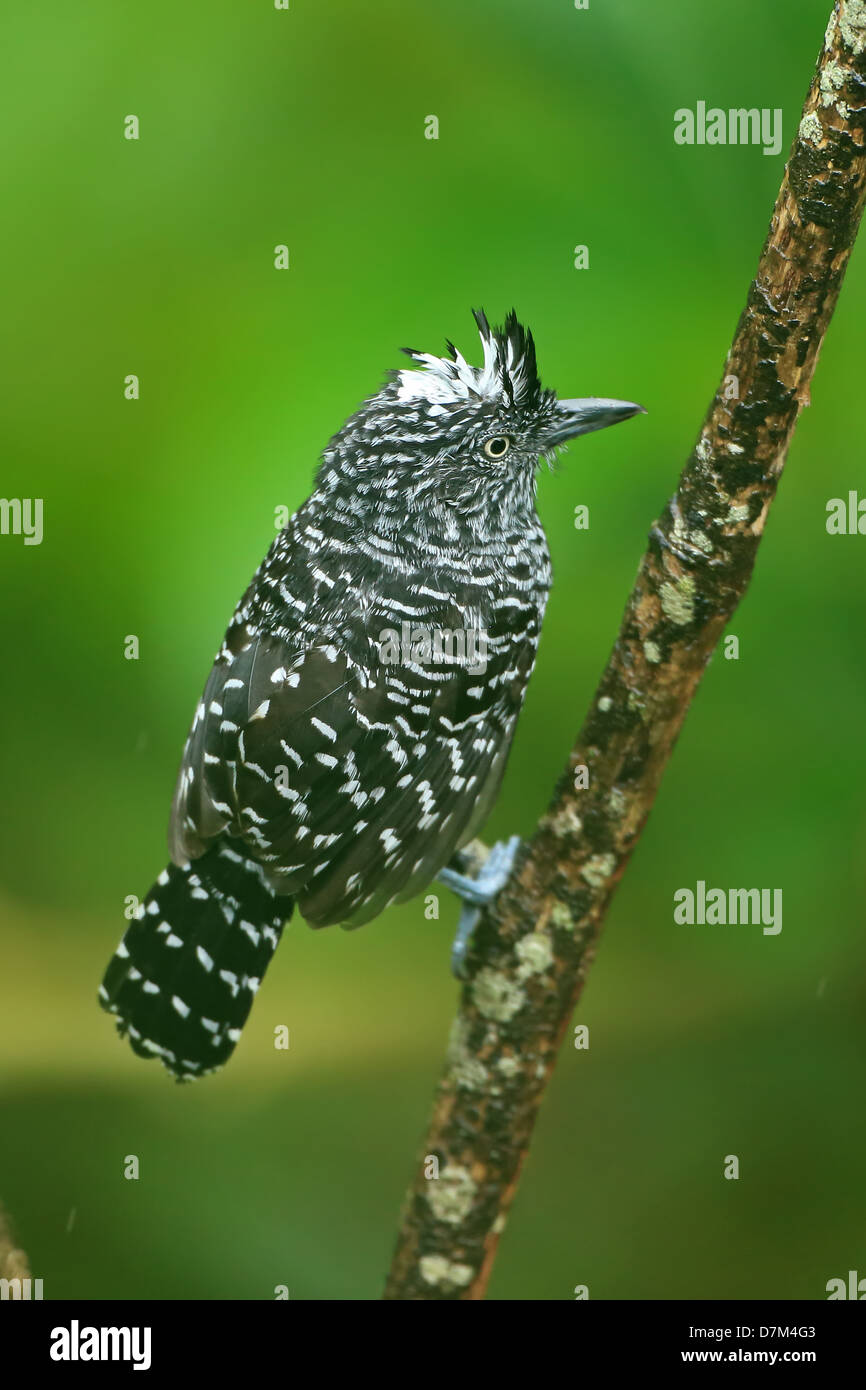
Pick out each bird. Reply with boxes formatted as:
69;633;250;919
99;309;643;1080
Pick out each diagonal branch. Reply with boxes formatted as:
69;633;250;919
383;0;866;1301
0;1203;31;1286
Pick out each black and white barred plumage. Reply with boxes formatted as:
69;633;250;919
100;310;643;1079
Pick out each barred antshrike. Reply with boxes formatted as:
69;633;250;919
100;310;643;1078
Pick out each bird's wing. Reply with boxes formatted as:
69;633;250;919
170;555;541;927
168;624;376;876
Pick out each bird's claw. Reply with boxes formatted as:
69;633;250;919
437;835;521;978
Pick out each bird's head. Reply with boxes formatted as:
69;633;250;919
318;310;644;542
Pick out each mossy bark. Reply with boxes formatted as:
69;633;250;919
384;1;866;1301
0;1204;31;1285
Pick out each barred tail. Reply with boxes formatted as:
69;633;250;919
99;844;290;1081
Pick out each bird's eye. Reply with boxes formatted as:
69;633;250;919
483;435;512;460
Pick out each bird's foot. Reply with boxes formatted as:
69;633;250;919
437;835;522;979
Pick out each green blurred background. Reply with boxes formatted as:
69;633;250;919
2;0;864;1300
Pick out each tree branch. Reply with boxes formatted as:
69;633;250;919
0;1203;31;1285
383;0;866;1301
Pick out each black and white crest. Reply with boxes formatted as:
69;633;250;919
396;309;547;413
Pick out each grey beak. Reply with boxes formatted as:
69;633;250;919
548;397;646;445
